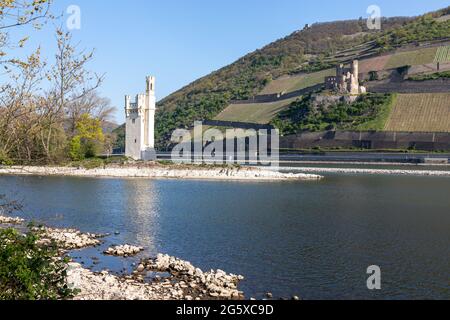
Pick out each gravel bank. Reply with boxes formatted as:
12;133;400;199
283;166;450;177
0;165;323;181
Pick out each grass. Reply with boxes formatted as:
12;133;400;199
384;47;438;69
355;94;397;131
214;97;299;124
408;70;450;81
260;69;334;95
384;93;450;132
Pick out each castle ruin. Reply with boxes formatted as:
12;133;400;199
325;60;366;95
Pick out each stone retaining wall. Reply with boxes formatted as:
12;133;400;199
367;79;450;93
280;131;450;151
231;84;323;105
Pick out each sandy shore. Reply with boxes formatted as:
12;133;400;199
0;165;323;181
282;166;450;177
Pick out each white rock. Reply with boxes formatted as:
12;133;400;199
0;216;25;225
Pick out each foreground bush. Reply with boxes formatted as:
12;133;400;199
0;151;13;166
0;227;74;300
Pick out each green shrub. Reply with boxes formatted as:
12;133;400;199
0;227;75;300
408;71;450;81
69;136;84;161
83;140;100;159
0;151;14;166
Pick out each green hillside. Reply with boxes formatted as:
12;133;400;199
155;6;450;149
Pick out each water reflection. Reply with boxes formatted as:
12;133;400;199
122;179;160;254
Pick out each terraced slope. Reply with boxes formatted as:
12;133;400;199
385;93;450;132
260;69;334;95
435;45;450;62
359;54;393;73
262;45;450;96
215;98;299;124
384;47;438;69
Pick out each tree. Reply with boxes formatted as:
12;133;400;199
0;0;52;67
0;26;110;164
69;113;105;160
66;91;116;136
0;48;47;163
0;1;55;163
38;28;104;161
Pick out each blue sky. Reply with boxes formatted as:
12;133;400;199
10;0;450;123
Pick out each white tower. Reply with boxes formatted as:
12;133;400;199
125;76;157;161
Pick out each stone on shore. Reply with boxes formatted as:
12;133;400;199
34;226;103;250
67;255;246;301
67;263;176;300
104;245;144;257
136;254;245;300
0;215;25;225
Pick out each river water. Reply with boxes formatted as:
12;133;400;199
0;172;449;300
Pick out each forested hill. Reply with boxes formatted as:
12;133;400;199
154;6;450;150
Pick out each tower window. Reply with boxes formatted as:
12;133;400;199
135;139;137;144
132;119;135;124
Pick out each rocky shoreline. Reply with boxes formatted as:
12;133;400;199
0;216;25;225
0;165;323;181
68;254;244;300
33;226;104;250
0;216;245;300
284;166;450;177
104;245;144;257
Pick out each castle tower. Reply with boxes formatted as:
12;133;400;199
351;60;359;79
349;60;360;95
125;76;157;161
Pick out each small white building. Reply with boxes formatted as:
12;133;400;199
125;76;157;161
